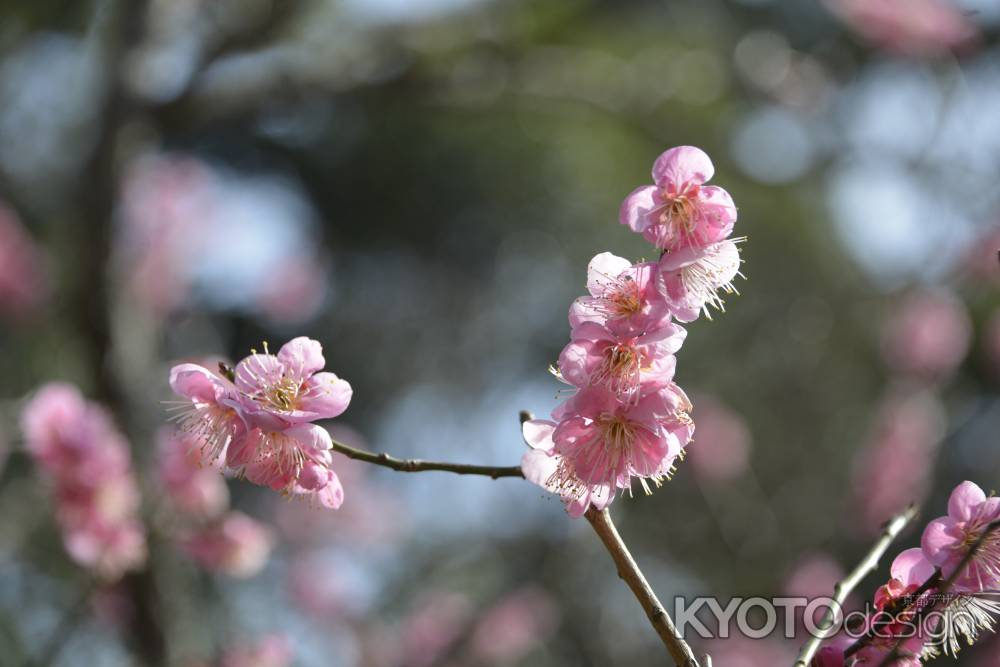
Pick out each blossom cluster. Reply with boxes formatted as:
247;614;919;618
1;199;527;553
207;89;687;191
169;337;352;509
21;384;146;580
157;429;274;577
522;146;742;516
817;480;1000;666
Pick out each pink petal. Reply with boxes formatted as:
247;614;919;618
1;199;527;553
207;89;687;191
277;337;326;382
521;449;559;490
568;321;616;343
521;420;556;452
314;472;344;509
921;516;961;566
557;341;595;389
234;353;283;395
652;145;714;187
170;364;220;403
227;429;263;468
586;252;632;296
948;481;986;521
297;373;353;420
618;185;659;233
891;548;935;586
637;322;687;351
286;423;333;456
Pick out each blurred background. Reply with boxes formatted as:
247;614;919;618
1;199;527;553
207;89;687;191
0;0;999;665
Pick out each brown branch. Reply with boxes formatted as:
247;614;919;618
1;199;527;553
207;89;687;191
329;439;525;479
584;507;702;667
793;504;919;667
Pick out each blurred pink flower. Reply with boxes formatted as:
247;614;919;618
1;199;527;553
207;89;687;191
469;586;559;664
256;254;328;325
558;321;685;402
21;383;146;579
657;240;743;322
825;0;978;57
569;253;671;337
219;634;293;667
620;146;737;252
119;154;215;315
881;289;971;382
0;202;50;318
180;511;273;578
783;552;845;601
401;591;473;667
156;428;229;518
851;390;944;536
922;481;1000;592
963;226;1000;286
686;395;751;483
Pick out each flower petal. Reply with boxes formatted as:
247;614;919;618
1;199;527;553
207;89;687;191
652;146;714;187
170;364;221;403
297;373;353;420
586;252;632;296
277;337;326;382
948;481;986;522
521;419;556;452
619;185;659;233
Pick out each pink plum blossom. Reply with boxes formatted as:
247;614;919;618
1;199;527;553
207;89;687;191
21;383;146;580
569;253;671;337
521;418;614;517
881;290;971;382
825;0;978;58
525;385;693;509
233;337;352;431
169;338;351;509
228;424;345;509
169;362;245;464
922;481;1000;592
620;146;737;252
156;428;229;518
657;239;743;321
557;321;685;402
219;634;293;667
180;511;273;578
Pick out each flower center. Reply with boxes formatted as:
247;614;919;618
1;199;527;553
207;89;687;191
607;278;642;318
591;343;642;399
265;376;300;411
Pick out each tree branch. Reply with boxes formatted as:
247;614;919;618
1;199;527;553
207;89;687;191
329;439;524;479
793;504;918;667
584;507;702;667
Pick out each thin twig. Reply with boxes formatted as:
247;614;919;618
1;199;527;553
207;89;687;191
874;518;1000;667
793;504;918;667
584;507;702;667
329;439;524;479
